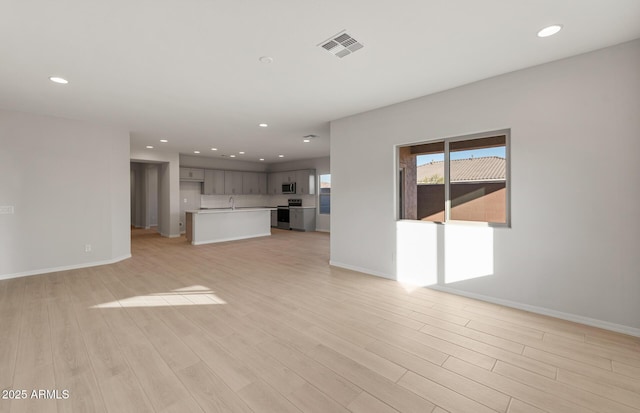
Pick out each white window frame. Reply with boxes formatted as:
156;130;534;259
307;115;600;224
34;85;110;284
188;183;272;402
397;129;511;228
318;174;331;215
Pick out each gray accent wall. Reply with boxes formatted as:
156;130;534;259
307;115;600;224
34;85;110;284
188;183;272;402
330;40;640;333
0;109;131;278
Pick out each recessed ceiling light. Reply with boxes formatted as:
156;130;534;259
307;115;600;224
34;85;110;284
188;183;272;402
278;154;284;158
537;25;563;38
160;139;168;143
303;139;310;143
211;147;218;151
259;123;268;128
194;150;200;154
146;145;154;149
230;154;236;158
259;158;265;161
49;76;69;84
239;151;245;154
259;56;274;64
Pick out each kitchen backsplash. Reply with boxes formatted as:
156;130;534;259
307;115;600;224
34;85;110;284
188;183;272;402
200;194;316;209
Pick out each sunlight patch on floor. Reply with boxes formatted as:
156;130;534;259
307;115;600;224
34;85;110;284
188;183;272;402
90;285;226;308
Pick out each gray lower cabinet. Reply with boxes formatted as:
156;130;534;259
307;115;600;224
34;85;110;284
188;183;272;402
290;207;315;231
271;209;277;227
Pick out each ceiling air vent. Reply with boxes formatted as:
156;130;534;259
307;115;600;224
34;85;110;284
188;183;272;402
318;30;364;58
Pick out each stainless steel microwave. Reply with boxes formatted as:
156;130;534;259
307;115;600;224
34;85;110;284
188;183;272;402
282;183;296;194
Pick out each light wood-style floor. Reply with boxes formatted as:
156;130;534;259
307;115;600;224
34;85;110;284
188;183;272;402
1;229;639;413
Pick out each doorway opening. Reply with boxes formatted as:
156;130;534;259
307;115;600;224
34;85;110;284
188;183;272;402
130;161;162;234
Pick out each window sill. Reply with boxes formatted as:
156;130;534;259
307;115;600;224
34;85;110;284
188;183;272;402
397;218;510;229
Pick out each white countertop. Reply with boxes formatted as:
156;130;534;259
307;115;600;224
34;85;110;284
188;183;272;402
289;206;316;209
188;207;276;214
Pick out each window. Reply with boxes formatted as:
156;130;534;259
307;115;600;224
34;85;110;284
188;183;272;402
399;130;509;225
319;174;331;214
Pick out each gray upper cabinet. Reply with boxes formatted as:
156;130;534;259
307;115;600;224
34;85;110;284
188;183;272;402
282;172;296;183
180;167;205;182
242;172;260;195
295;169;316;195
224;171;243;195
258;173;268;194
203;169;225;195
267;169;316;195
268;172;282;195
196;168;313;195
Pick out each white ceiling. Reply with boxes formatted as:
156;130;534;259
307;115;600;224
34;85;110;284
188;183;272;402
1;0;639;163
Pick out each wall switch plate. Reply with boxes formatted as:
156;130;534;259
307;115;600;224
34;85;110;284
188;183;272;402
85;244;92;252
0;206;15;214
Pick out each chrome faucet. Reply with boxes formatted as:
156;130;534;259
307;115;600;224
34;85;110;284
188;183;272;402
228;196;235;210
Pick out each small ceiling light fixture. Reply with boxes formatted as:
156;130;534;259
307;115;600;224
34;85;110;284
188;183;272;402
146;145;154;149
303;134;317;143
194;150;200;154
239;151;245;154
537;24;563;38
259;158;265;161
259;123;268;128
49;76;69;84
160;139;168;143
278;154;284;158
259;56;274;64
211;147;218;151
230;154;236;158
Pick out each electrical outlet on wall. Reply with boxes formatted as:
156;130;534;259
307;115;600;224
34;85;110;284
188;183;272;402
85;244;92;252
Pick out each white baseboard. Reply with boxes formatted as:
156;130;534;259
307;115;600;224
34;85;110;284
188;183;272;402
429;285;640;338
327;263;640;338
0;254;132;281
329;261;394;280
315;229;330;233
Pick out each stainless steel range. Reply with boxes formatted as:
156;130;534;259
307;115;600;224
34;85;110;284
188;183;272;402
277;199;302;230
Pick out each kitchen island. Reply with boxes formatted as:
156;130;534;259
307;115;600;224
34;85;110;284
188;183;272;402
185;208;274;245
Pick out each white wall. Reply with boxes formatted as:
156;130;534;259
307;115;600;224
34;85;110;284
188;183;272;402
269;156;331;232
0;109;131;278
330;40;640;334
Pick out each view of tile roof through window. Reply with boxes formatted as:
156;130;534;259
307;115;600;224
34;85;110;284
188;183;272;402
417;156;506;182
